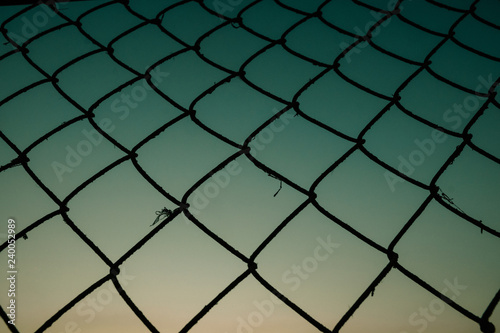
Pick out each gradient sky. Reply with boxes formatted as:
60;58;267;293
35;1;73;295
0;0;499;332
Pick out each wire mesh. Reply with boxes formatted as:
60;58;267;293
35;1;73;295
0;0;499;332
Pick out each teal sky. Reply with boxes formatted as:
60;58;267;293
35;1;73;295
0;0;499;332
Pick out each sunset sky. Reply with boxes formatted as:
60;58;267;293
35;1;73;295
0;0;499;332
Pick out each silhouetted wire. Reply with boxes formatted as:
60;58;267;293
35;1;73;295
0;0;498;332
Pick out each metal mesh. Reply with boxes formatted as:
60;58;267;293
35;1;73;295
1;0;499;332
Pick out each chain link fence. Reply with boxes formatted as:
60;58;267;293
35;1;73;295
0;0;499;332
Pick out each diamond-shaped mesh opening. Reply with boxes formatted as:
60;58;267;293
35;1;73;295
67;162;179;261
152;50;228;109
110;24;184;72
363;106;462;184
251;110;353;188
55;52;137;110
136;118;237;199
186;155;307;256
26;25;98;74
199;24;269;71
161;2;221;45
397;1;464;34
257;205;388;329
240;1;303;40
315;150;429;246
195;78;286;143
0;83;81;149
0;53;45;101
79;3;143;46
3;4;66;41
321;0;384;35
26;120;125;198
298;70;387;137
339;42;419;96
244;45;323;100
285;17;353;65
454;16;500;59
398;70;484;132
370;15;443;62
430;41;500;91
395;201;500;314
92;78;181;149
